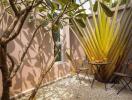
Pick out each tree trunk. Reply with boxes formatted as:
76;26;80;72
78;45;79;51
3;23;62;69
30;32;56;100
0;44;10;100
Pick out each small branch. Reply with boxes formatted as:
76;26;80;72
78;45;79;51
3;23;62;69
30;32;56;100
9;0;19;17
2;17;20;38
64;0;89;14
4;1;27;11
42;1;52;11
0;6;32;44
0;11;6;24
7;53;15;77
28;49;60;100
0;0;42;44
31;0;36;7
19;0;42;16
53;2;70;25
20;0;28;7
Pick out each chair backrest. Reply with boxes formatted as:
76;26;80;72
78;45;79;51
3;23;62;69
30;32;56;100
126;58;132;75
120;58;132;75
74;58;89;69
82;59;89;67
74;58;83;69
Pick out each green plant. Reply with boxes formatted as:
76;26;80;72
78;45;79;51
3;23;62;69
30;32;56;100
71;0;132;82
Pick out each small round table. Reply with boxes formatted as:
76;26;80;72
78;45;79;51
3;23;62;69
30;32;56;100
89;61;111;90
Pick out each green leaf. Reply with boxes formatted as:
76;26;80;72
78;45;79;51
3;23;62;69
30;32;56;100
68;12;74;17
75;18;86;28
63;17;70;20
100;2;114;17
93;1;98;12
57;0;67;5
69;3;80;10
51;2;58;14
42;20;49;27
75;9;86;14
2;0;8;5
103;0;110;2
52;21;63;32
75;13;88;20
47;13;53;19
17;5;21;11
38;6;46;12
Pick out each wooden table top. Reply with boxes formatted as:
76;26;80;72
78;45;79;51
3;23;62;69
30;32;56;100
89;61;111;65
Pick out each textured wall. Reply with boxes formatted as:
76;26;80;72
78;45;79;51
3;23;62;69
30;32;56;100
70;30;85;59
0;13;71;97
0;5;132;98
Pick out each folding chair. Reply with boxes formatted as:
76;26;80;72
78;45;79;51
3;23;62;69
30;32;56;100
111;59;132;94
74;58;91;84
65;51;91;84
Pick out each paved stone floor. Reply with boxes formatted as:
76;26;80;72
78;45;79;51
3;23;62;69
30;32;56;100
18;75;132;100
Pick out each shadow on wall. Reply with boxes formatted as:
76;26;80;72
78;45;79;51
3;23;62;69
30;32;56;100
0;13;71;97
70;30;85;59
6;21;54;95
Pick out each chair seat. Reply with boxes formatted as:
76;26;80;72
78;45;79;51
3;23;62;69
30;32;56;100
77;68;89;70
114;72;132;78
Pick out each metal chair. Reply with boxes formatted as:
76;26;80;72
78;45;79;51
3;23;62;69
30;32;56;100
74;58;91;84
111;59;132;94
65;51;91;84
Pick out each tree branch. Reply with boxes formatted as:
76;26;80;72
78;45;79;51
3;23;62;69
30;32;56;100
0;6;32;44
0;0;42;45
3;17;20;38
19;0;42;16
9;0;19;17
53;2;70;25
0;11;6;24
7;53;15;77
9;24;42;79
28;49;60;100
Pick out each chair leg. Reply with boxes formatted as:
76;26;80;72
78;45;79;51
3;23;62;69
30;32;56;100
111;79;119;88
91;77;95;88
84;70;91;83
86;70;92;83
117;84;126;95
117;80;128;95
87;75;92;83
111;83;115;88
105;83;107;91
120;80;126;87
111;78;121;88
83;71;87;80
76;70;82;84
122;79;132;91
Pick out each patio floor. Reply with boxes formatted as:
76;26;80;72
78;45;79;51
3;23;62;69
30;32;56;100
18;75;132;100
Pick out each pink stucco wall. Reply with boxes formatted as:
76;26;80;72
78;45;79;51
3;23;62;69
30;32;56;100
0;13;73;97
0;9;87;98
70;30;85;59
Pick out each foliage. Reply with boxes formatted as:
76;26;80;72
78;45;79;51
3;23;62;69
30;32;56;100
0;0;89;100
71;0;132;81
0;0;125;99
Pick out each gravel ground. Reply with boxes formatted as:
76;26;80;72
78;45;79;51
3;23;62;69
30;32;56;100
17;75;132;100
